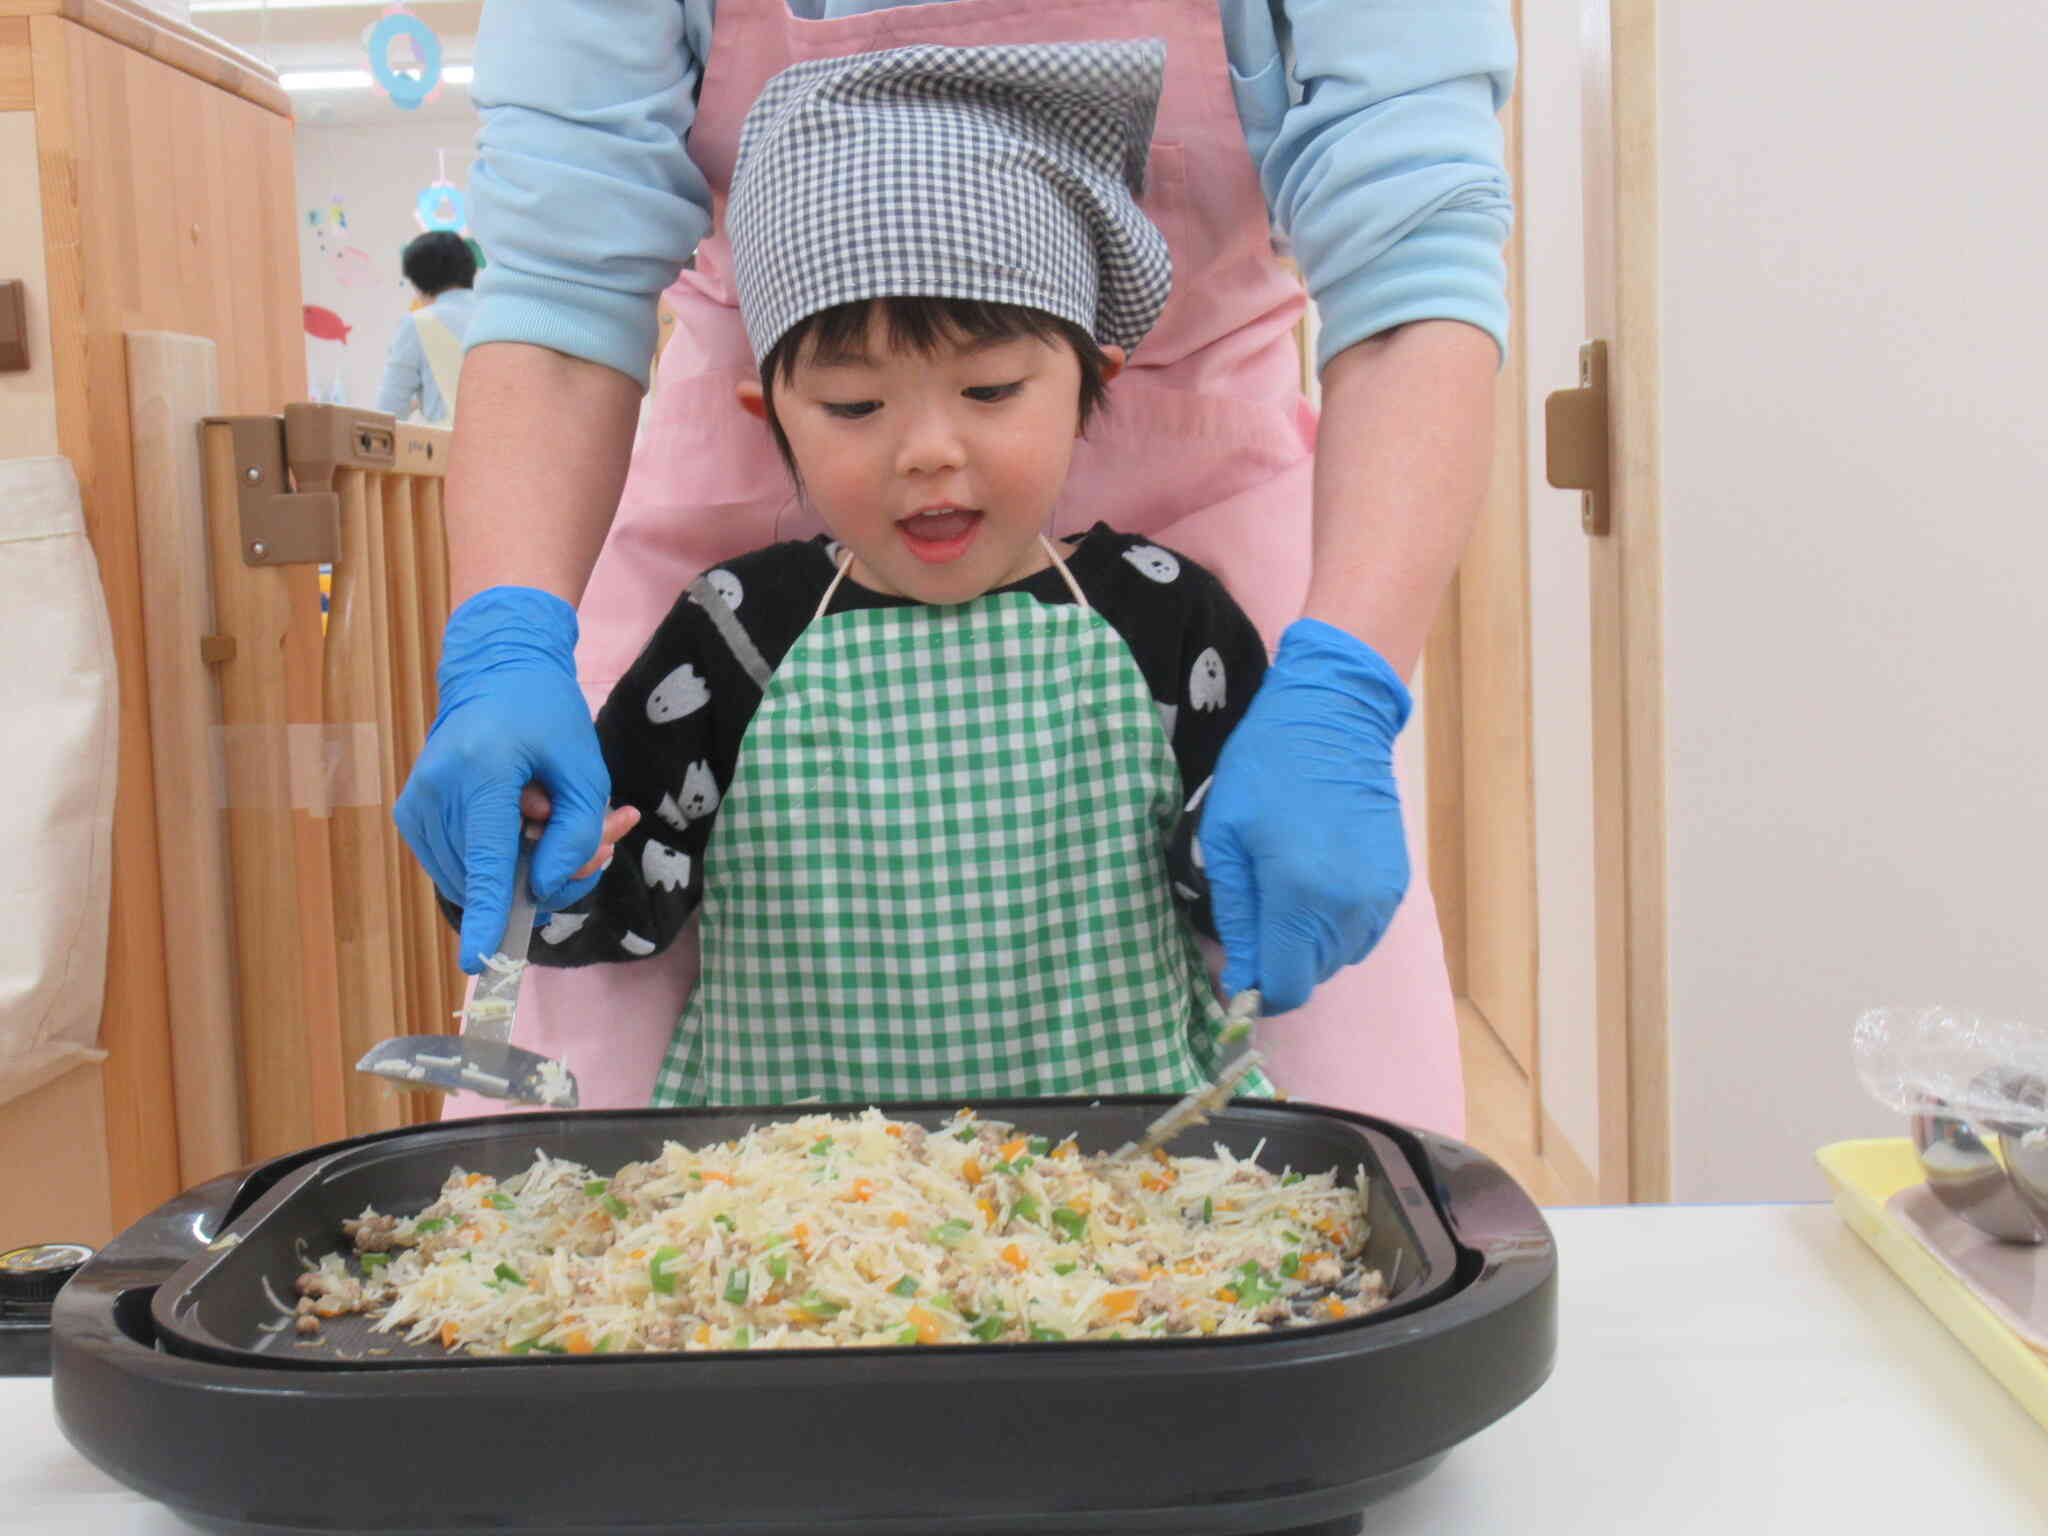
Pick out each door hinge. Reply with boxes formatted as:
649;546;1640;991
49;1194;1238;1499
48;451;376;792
1544;339;1610;536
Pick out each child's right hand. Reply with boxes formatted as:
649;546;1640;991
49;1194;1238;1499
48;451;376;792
518;784;640;885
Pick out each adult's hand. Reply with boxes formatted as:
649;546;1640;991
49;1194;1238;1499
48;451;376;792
1201;618;1413;1013
394;586;611;971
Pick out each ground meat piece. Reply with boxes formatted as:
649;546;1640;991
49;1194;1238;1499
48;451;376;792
342;1213;403;1253
294;1272;323;1297
1304;1256;1344;1286
295;1315;321;1335
902;1125;929;1153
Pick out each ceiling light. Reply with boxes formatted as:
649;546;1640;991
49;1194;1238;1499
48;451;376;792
280;64;472;91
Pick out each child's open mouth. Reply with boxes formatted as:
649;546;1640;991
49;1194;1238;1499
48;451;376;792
897;508;982;564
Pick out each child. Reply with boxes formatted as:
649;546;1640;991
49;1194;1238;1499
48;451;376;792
508;39;1270;1107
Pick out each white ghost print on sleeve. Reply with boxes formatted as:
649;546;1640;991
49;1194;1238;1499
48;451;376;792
690;568;744;612
656;761;722;831
1155;700;1179;742
619;932;657;957
539;911;591;946
1122;544;1181;583
646;663;711;724
1188;648;1227;711
641;839;692;892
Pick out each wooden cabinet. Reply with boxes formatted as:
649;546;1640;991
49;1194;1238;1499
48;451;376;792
0;0;302;1242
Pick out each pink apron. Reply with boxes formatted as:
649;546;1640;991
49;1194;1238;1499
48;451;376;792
446;0;1464;1136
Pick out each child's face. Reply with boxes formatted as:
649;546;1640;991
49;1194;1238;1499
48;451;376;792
744;312;1115;605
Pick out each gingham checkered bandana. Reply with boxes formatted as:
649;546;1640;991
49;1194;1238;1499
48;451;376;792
726;39;1175;363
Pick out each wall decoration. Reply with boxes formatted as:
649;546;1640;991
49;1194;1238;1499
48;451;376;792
303;305;352;345
308;197;378;289
365;5;443;112
415;181;467;233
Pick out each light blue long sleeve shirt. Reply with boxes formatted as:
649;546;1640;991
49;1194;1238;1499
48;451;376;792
466;0;1515;386
374;287;477;423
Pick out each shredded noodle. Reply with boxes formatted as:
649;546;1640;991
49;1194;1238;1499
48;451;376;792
315;1109;1385;1355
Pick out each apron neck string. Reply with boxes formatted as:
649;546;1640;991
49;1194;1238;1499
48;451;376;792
1039;534;1091;610
812;546;857;624
810;534;1090;624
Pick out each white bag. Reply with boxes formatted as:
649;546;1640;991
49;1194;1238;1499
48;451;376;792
0;457;115;1106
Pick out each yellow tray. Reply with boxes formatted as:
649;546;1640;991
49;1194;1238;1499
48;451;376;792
1817;1137;2048;1432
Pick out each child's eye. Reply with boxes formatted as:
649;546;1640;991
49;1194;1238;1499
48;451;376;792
823;401;880;420
963;382;1024;403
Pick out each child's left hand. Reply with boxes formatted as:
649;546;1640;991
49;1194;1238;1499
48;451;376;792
518;784;640;886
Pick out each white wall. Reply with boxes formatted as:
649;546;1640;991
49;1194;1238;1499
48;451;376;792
1658;2;2048;1199
294;104;480;416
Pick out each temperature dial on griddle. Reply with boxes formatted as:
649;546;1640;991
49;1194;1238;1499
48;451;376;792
0;1242;95;1311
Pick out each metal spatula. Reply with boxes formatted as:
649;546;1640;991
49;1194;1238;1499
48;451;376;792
1122;989;1263;1160
355;826;581;1108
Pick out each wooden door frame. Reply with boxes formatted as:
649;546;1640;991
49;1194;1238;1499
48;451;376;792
1426;0;1669;1204
1599;0;1670;1203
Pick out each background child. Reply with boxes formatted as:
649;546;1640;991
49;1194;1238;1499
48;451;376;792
495;40;1272;1106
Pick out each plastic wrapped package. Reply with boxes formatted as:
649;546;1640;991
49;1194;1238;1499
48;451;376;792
0;457;115;1107
1853;1006;2048;1131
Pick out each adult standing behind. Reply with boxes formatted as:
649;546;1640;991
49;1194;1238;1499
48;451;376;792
374;230;478;425
397;0;1516;1134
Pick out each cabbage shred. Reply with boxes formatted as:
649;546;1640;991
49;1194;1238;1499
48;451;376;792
324;1109;1385;1354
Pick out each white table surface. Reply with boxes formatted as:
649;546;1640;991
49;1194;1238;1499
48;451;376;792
7;1202;2048;1532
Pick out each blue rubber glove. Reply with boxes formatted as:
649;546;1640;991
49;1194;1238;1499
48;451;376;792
394;587;611;973
1201;618;1414;1013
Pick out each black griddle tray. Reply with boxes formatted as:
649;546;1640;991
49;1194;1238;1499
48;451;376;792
55;1098;1556;1535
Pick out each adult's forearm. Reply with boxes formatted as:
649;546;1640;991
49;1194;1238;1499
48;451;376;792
1301;320;1499;680
445;341;645;608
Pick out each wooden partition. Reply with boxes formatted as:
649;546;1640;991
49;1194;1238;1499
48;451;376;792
152;400;463;1163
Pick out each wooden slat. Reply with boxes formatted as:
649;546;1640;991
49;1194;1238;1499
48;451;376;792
126;330;244;1185
0;0;288;115
325;467;406;1136
413;475;466;1050
356;468;418;1116
381;475;447;1060
201;422;318;1158
0;16;31;107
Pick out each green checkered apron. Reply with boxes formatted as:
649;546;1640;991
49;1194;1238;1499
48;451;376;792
651;541;1266;1106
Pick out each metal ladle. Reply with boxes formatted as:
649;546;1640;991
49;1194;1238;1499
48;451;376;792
1909;1068;2048;1245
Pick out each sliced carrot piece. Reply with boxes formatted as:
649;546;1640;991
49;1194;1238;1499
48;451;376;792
888;1210;911;1229
565;1330;596;1354
697;1170;735;1185
999;1138;1028;1162
885;1124;905;1138
1001;1243;1027;1271
907;1305;945;1344
960;1158;984;1186
977;1198;998;1227
1098;1290;1139;1321
439;1322;460;1349
846;1177;877;1203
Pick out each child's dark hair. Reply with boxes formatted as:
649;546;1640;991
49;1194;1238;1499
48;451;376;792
757;297;1114;482
401;231;476;296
